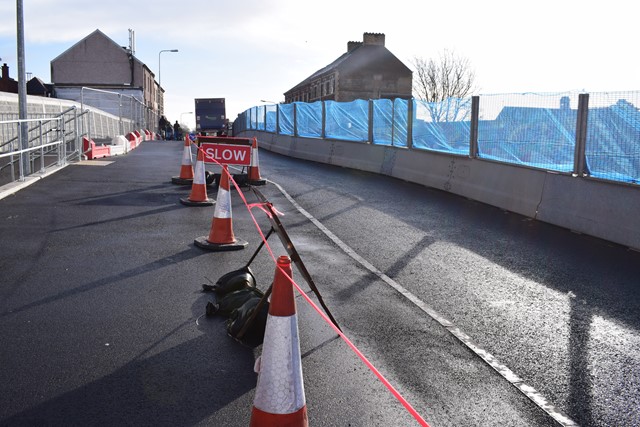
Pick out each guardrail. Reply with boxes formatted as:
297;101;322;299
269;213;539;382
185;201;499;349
0;112;75;184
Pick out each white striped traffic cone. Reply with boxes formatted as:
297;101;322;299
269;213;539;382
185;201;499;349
171;135;194;185
194;166;248;251
250;256;308;427
180;149;215;206
248;137;266;185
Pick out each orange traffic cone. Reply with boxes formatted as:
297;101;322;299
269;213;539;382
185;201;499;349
250;256;308;427
194;166;248;251
171;136;194;185
248;137;266;185
180;149;215;206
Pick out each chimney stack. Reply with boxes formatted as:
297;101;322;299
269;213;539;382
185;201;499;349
363;33;385;46
2;63;9;80
347;41;363;52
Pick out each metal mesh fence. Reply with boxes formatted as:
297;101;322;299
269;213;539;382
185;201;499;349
236;90;640;186
585;92;640;184
372;99;408;147
413;98;471;154
477;92;578;172
325;99;368;142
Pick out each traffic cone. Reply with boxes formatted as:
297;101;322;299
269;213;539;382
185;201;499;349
194;166;248;251
248;137;266;185
250;256;308;427
180;149;215;206
171;135;194;185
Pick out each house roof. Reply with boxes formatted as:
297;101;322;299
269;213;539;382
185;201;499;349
284;42;411;95
51;29;146;73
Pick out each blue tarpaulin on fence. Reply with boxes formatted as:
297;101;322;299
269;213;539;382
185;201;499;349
236;91;640;185
325;100;369;142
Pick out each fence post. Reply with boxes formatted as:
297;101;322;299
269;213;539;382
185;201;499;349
322;101;326;139
276;104;280;135
368;100;374;144
254;107;258;130
469;96;480;158
407;98;413;149
574;93;589;176
293;103;298;137
118;94;123;136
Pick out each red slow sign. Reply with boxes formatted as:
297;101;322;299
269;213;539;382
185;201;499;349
200;143;251;166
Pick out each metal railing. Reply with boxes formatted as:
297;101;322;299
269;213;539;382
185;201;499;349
0;112;71;183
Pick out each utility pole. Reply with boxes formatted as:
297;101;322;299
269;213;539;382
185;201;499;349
17;0;30;176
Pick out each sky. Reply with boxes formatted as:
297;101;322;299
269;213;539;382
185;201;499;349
0;0;638;130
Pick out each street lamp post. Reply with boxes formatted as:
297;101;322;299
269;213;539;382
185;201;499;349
181;112;193;132
158;49;178;86
157;49;178;118
180;111;193;123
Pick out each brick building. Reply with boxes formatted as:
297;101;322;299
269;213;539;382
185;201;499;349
284;33;412;103
51;29;161;115
0;63;19;94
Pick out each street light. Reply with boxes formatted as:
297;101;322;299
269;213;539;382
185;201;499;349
158;49;178;86
157;49;178;117
180;111;193;125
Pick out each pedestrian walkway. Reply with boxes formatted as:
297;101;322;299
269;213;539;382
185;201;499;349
0;141;276;425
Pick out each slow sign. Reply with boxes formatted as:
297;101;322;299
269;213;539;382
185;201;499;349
200;143;251;166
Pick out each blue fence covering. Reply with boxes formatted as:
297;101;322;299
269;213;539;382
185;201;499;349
279;103;294;135
265;104;277;133
296;101;322;138
372;99;408;147
412;98;471;154
585;93;640;184
325;99;369;142
255;105;265;131
235;90;640;186
477;93;577;172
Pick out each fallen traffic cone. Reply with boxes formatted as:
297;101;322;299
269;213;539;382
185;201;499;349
171;135;194;185
194;166;248;251
250;256;307;427
248;137;266;185
180;148;215;206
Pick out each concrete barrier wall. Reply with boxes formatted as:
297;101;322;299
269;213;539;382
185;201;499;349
536;174;640;250
240;130;640;250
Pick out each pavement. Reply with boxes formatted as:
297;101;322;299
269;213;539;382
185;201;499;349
0;140;420;426
2;139;638;426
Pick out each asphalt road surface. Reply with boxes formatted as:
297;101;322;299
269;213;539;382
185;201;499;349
1;140;638;426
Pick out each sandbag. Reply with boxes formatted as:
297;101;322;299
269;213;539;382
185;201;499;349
206;287;264;317
209;266;256;295
226;297;269;345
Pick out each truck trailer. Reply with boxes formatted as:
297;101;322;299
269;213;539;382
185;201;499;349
195;98;227;135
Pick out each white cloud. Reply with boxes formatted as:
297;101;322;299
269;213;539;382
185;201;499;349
1;0;638;125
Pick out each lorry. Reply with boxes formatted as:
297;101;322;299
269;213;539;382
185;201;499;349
195;98;227;135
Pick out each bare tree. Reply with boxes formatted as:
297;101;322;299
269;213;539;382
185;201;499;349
412;50;477;122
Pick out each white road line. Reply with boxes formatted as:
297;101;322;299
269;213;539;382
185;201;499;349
269;179;579;427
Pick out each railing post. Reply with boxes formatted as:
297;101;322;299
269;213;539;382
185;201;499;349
322;101;326;139
118;94;123;135
574;93;589;176
469;96;480;158
39;120;44;172
407;98;413;149
391;99;396;145
368;100;374;143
